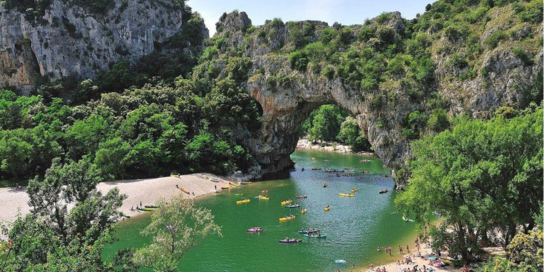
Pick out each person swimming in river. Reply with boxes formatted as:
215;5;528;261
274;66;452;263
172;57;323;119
377;246;381;251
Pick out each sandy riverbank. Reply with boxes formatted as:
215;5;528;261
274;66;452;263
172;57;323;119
0;173;231;223
297;138;376;156
357;242;463;272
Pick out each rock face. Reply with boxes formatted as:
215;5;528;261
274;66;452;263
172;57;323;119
210;10;542;181
0;0;183;93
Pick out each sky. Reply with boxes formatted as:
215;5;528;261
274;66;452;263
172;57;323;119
188;0;433;36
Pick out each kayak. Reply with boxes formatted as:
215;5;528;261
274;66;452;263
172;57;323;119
298;228;320;234
279;215;296;222
236;199;250;204
279;238;302;243
285;204;300;208
259;195;269;200
179;187;190;194
301;208;307;214
304;233;327;238
351;188;358;193
296;195;307;199
335;259;347;264
379;189;389;194
281;200;292;206
324;206;330;212
137;207;153;212
402;216;414;222
247;227;263;233
220;186;230;190
144;205;158;209
261;190;268;194
339;193;354;197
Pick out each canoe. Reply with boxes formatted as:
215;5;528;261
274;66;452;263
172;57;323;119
236;199;250;204
144;205;158;209
279;238;302;243
259;195;269;200
229;182;240;187
296;195;307;199
247;227;263;233
284;204;300;208
335;259;347;264
324;207;330;212
280;200;292;206
298;228;320;234
137;207;153;212
179;187;190;194
304;233;327;238
121;213;131;218
279;215;295;222
301;208;307;214
221;186;230;190
379;189;389;194
339;193;354;197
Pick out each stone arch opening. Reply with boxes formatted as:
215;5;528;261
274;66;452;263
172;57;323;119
246;76;406;180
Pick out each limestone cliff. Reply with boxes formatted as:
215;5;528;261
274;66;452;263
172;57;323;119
202;2;542;181
0;0;184;93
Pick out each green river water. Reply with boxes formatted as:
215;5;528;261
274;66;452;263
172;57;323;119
103;150;419;271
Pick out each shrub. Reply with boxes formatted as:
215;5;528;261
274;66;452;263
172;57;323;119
484;30;508;49
512;47;534;66
289;51;309;72
271;18;284;28
370;94;385;110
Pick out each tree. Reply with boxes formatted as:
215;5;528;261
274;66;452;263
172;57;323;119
307;105;348;142
396;109;543;262
1;159;126;270
337;116;371;152
133;195;222;271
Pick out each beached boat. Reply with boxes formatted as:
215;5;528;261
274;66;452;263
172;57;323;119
311;168;322;170
379;189;389;194
137;207;153;212
284;204;300;208
279;238;302;243
279;215;296;222
281;199;292;206
298;228;319;234
301;208;307;214
335;259;347;264
339;193;355;197
304;233;327;238
402;216;414;222
236;199;250;204
296;195;307;199
229;182;240;187
144;205;158;209
259;195;269;200
247;227;263;233
220;186;230;190
179;187;190;194
324;206;330;212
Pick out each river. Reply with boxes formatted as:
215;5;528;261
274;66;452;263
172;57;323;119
103;150;418;271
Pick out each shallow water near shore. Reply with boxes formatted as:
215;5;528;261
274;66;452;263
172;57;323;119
103;150;419;271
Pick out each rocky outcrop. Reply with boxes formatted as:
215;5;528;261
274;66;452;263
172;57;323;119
210;10;542;181
0;0;184;93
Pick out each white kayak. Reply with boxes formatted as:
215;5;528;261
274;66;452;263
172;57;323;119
335;259;347;264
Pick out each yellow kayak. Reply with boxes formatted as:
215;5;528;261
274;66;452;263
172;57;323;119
281;200;292;206
236;199;250;204
324;206;330;212
301;208;307;214
259;195;269;200
351;188;358;193
339;193;355;197
279;215;296;222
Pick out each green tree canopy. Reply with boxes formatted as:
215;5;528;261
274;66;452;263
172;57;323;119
396;108;543;262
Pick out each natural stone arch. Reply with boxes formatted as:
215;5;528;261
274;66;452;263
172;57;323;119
245;71;408;180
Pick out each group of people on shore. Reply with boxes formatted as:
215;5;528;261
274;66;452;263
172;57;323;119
377;245;409;256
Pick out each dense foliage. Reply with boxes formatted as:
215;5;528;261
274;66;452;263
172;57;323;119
396;106;543;263
0;159;126;270
300;105;372;152
132;196;222;271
